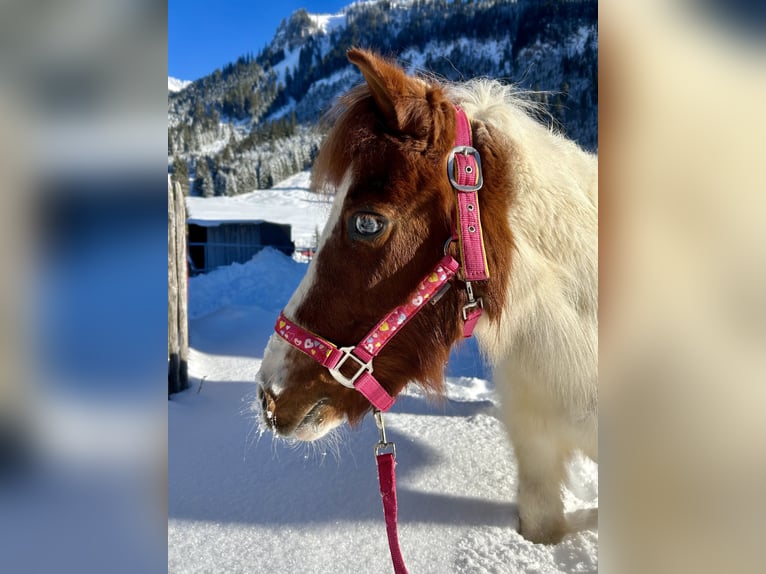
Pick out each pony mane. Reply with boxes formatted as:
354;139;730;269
446;77;598;209
444;78;556;132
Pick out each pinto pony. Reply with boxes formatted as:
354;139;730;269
257;49;597;545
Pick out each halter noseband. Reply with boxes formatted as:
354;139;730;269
274;106;488;412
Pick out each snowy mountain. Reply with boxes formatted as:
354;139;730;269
168;76;191;92
168;0;597;197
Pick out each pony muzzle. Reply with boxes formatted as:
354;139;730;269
256;384;338;441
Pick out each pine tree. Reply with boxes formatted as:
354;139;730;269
194;157;214;198
192;100;206;126
171;156;189;194
224;169;238;196
221;143;233;164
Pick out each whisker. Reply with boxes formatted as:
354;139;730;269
242;391;268;460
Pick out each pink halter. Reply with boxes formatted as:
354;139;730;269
276;255;459;411
274;106;487;411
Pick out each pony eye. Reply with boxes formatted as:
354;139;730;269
353;212;387;238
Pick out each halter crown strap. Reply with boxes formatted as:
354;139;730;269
449;106;488;337
449;105;490;283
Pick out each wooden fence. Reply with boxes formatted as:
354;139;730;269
168;177;189;394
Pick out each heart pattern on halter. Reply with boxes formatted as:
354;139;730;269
360;261;455;352
277;323;332;359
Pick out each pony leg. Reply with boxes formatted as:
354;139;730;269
500;374;572;545
511;415;570;544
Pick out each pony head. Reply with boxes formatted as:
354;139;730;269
256;49;511;441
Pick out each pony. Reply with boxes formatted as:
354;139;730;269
257;48;598;545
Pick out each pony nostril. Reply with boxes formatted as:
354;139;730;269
259;386;277;418
256;385;268;411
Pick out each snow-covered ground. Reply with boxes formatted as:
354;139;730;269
169;173;598;573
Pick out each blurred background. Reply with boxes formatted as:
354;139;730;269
0;0;167;572
599;2;766;573
0;0;764;572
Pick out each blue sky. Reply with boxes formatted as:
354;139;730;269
169;1;350;80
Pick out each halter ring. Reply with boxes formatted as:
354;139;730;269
328;346;373;388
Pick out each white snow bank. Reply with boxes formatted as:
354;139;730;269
188;247;306;320
309;11;346;34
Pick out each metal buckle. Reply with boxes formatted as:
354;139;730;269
461;281;484;320
328;346;373;389
447;145;483;192
375;442;397;457
373;410;397;458
462;295;484;321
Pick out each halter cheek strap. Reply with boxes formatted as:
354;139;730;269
275;255;460;412
449;105;488;337
450;105;489;282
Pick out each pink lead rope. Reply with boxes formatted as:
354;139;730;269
374;411;408;574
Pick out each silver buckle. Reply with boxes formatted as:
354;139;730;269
447;145;483;192
373;410;397;457
328;346;373;389
461;282;484;320
462;298;484;321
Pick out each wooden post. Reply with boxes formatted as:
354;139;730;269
175;179;189;391
168;176;189;394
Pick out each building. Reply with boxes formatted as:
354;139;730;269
186;218;294;275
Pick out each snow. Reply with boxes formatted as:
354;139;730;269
306;66;357;91
185;170;331;246
168;76;191;92
400;37;508;76
308;11;346;34
187;248;305;320
271;46;302;84
271;11;346;85
169;170;598;573
264;97;297;122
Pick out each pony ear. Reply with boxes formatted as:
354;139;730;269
347;48;429;136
